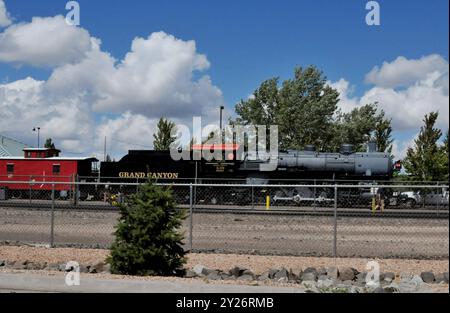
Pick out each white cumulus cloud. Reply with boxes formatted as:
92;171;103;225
334;54;449;131
0;16;224;157
0;0;11;27
0;15;96;67
365;54;448;88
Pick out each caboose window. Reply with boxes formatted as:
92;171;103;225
53;164;61;175
6;164;14;173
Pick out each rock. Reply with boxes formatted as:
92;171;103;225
399;275;423;293
12;260;28;270
434;273;445;284
420;272;435;284
0;260;5;267
45;263;60;271
356;272;367;284
242;269;254;277
193;264;206;276
300;281;319;293
365;280;381;293
383;283;400;293
102;264;111;274
229;266;248;277
318;275;328;282
400;272;414;281
317;278;334;289
184;270;197;278
339;267;357;281
26;262;47;270
258;271;271;281
288;269;298;282
349;286;364;293
88;262;105;274
274;268;289;281
326;267;339;280
317;267;327;276
206;271;222;280
371;287;385;293
220;272;231;280
301;272;317;282
383;272;395;283
331;284;350;293
79;265;89;273
444;272;449;283
237;274;254;281
268;268;279;279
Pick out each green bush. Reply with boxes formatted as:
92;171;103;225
107;181;187;276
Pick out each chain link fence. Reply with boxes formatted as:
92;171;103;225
0;180;448;258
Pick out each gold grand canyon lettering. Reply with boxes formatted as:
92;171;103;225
118;172;179;179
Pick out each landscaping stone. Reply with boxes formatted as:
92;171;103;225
317;267;327;276
79;264;90;273
317;277;334;289
444;272;449;283
0;260;5;267
434;273;445;284
45;263;60;271
420;271;435;284
26;262;47;270
383;272;395;283
356;272;367;284
184;270;197;278
301;272;317;282
237;274;254;281
274;268;289;281
383;283;400;293
288;269;298;282
12;260;28;270
258;271;271;281
102;263;111;274
207;271;222;280
326;267;338;280
229;266;247;277
193;264;205;276
339;267;357;281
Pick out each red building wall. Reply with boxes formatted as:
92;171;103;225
0;159;78;191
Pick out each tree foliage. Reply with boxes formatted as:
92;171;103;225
44;138;56;149
107;181;186;276
153;118;178;151
403;112;447;181
235;66;393;153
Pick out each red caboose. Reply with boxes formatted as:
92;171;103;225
0;147;97;198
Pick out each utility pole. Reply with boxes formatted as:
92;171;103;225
33;127;40;148
219;105;224;144
103;136;107;162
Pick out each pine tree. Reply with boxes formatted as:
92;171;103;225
153;117;178;151
107;181;187;276
403;112;444;181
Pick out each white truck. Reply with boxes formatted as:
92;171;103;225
397;188;449;208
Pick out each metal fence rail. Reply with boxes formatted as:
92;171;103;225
0;180;448;259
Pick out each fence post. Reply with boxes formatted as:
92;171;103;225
50;184;55;248
189;183;193;252
251;185;254;210
333;185;338;258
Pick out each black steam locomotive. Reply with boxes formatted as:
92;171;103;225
95;143;398;205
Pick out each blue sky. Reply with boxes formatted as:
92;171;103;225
0;0;448;157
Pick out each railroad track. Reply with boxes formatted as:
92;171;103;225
1;200;448;219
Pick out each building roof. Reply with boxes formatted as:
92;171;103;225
0;135;30;157
0;157;98;161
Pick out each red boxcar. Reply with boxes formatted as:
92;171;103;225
0;148;97;198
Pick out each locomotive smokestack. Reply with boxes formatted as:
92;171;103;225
367;142;377;153
340;144;354;155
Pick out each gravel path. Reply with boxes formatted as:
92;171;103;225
0;246;448;275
